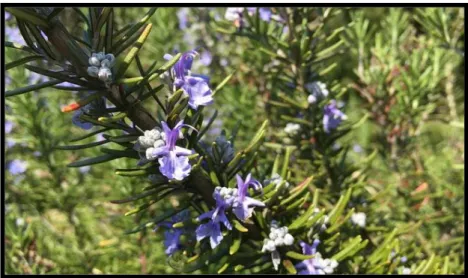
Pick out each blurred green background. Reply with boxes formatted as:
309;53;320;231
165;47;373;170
4;7;464;274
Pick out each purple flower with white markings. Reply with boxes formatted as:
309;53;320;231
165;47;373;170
295;239;338;275
181;76;214;109
195;187;234;249
158;152;191;181
164;50;214;110
8;159;28;175
146;121;195;181
232;174;265;222
323;100;347;133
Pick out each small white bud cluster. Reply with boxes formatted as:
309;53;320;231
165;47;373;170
262;221;295;271
284;123;301;136
262;221;294;252
306;81;329;104
351;212;366;228
263;173;290;190
87;52;115;82
314;253;339;274
133;128;167;164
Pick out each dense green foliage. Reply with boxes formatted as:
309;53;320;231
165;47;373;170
4;7;464;274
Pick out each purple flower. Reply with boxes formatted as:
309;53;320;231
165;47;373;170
157;210;191;255
195;187;234;249
295;239;338;275
295;240;321;274
195;220;224;249
177;8;189;30
8;159;28;175
181;76;214;109
165;49;214;110
33;151;42;157
146;121;195;181
158;152;191;181
164;229;184;255
5;121;14;134
5;11;11;21
164;50;197;82
232;174;265;222
323;100;347;133
259;8;272;21
200;50;212;66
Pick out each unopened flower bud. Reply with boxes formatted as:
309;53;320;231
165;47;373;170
146;147;157;160
263;240;276;252
153;139;165;148
308;94;317;104
89;56;101;67
283;233;294;245
101;59;111;68
87;66;99;77
274;237;284;246
269;232;278;240
98;67;112;82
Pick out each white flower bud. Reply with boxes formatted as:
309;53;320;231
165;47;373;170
87;66;99;77
262;239;276;252
88;56;101;67
138;135;154;149
283;233;294;246
220;187;228;196
153;139;165;149
98;67;112;82
308;94;317;104
146;147;157;160
269;232;278;240
274;237;284;246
